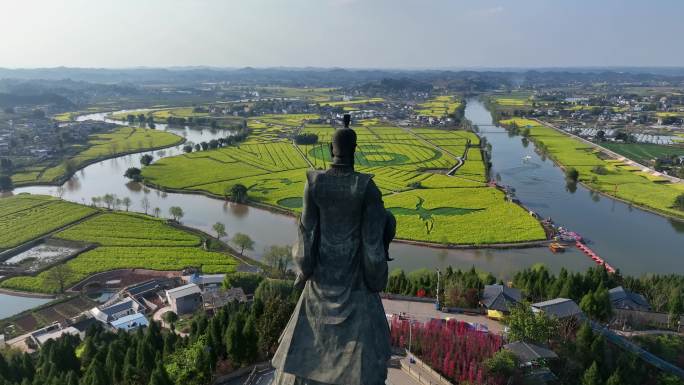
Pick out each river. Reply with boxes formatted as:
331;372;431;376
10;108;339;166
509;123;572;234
4;100;683;317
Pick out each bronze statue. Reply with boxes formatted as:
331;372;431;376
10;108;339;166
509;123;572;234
272;114;395;385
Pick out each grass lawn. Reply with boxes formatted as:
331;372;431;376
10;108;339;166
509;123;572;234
11;126;182;186
0;209;238;293
0;195;96;250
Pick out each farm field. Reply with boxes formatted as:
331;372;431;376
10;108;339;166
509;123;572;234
494;97;533;106
0;195;96;250
385;187;545;244
11;126;182;186
416;96;461;117
142;116;546;245
317;98;384;107
0;209;239;293
0;296;97;336
500;118;684;219
601;142;684;165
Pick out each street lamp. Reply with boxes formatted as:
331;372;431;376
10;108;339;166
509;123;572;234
436;268;441;310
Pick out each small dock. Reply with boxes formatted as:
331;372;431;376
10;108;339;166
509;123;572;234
575;241;616;273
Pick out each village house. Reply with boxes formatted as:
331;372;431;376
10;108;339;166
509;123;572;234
480;284;522;319
89;297;146;324
166;283;203;315
531;298;583;320
608;286;651;312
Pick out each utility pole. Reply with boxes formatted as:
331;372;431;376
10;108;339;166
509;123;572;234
436;268;441;309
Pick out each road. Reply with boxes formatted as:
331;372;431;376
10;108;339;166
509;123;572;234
230;365;422;385
591;321;684;379
382;298;504;334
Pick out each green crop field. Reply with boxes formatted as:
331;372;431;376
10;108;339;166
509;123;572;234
142;115;547;245
12;126;182;186
0;210;238;293
501;118;684;219
495;98;531;106
416;96;461;117
385;188;545;244
0;195;96;250
602;143;684;165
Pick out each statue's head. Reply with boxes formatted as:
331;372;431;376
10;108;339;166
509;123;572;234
329;114;356;167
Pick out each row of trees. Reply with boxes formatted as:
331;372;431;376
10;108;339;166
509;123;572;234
0;158;12;191
386;267;496;308
181;127;251;154
293;133;318;145
387;264;683;326
0;278;299;385
125;114;156;129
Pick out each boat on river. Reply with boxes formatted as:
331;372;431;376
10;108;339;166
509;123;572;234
549;242;566;253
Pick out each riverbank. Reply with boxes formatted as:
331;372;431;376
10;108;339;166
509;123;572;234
499;117;684;222
12;134;186;188
148;180;551;249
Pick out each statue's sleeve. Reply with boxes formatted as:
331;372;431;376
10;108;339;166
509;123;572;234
361;179;389;292
293;174;318;280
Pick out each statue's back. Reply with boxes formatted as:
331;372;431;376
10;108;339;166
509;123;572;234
307;170;371;289
271;168;391;385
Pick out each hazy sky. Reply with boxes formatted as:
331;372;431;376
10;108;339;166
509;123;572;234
2;0;683;69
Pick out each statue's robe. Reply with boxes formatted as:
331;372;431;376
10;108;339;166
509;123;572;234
272;169;391;385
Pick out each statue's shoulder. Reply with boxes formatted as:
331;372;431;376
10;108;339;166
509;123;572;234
305;169;325;185
354;171;374;183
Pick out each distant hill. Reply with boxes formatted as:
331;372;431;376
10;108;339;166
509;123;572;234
1;67;683;87
0;92;75;108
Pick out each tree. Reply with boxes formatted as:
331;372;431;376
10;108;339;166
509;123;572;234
263;245;293;275
0;175;13;192
153;207;161;218
581;361;601;385
565;167;579;182
675;193;684;212
169;206;184;222
102;194;116;209
580;285;613;322
0;158;12;172
231;233;254;255
122;197;132;211
223;272;264;294
45;264;74;293
595;130;606;141
141;196;151;214
140;154;154;166
123;167;142;182
183;145;193;153
484;350;518;379
668;288;682;327
230;184;248;203
163;311;178;327
506;302;558;344
212;222;227;239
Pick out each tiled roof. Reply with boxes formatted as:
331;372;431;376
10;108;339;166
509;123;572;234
504;341;558;363
166;283;201;300
481;285;522;311
532;298;582;318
